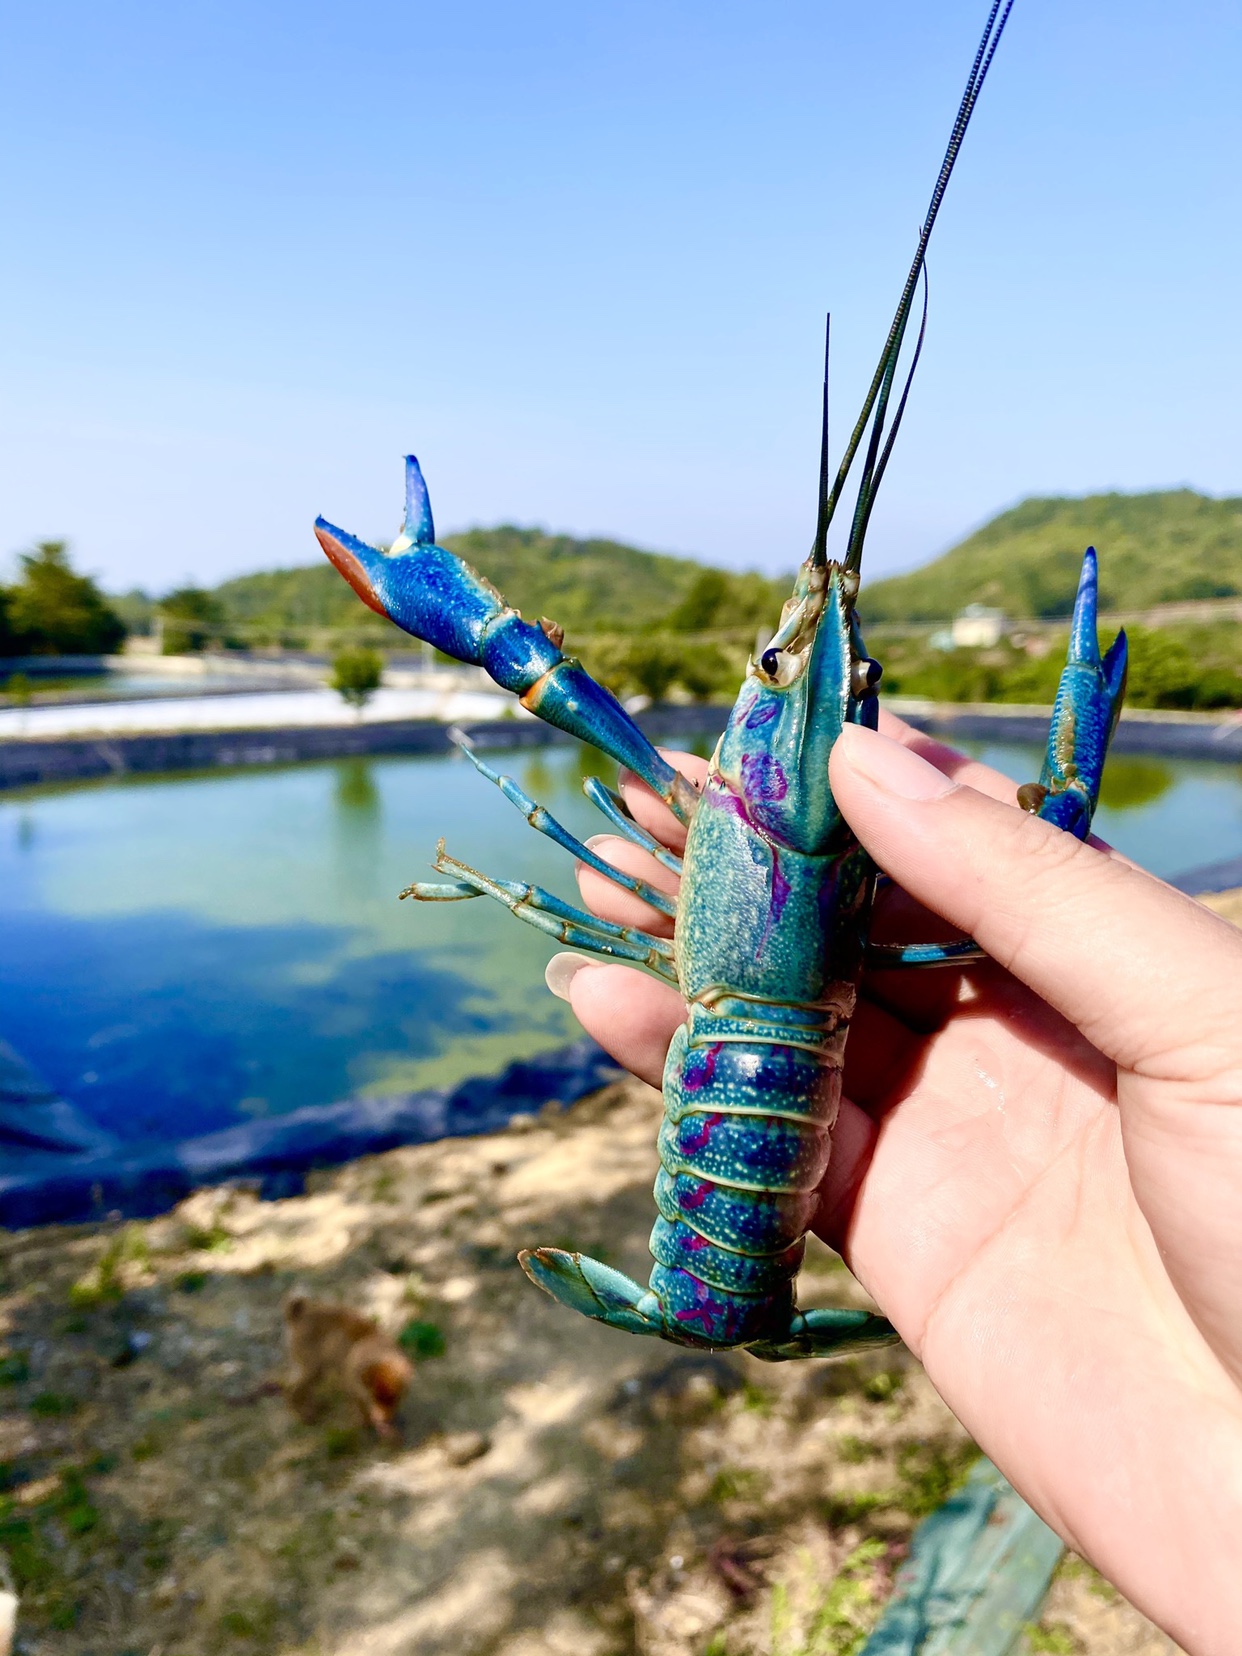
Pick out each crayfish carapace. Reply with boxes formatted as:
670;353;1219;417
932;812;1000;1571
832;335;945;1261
314;0;1127;1361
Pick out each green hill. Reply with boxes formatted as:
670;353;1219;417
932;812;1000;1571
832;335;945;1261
214;526;787;643
860;490;1242;623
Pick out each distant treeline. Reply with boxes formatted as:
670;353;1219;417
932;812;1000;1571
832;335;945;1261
5;490;1240;709
874;622;1242;712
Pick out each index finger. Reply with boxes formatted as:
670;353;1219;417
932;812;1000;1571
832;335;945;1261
830;723;1242;1080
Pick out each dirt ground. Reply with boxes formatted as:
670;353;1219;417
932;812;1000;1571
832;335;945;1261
0;1071;1191;1656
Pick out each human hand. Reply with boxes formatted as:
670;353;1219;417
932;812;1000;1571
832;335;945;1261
552;712;1242;1655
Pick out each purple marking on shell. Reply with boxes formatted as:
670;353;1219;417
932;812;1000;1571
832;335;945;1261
745;698;779;730
740;752;788;802
756;850;794;959
678;1181;712;1212
680;1112;723;1154
705;776;748;822
682;1231;709;1252
673;1275;728;1332
674;1303;718;1331
682;1041;722;1093
770;857;792;925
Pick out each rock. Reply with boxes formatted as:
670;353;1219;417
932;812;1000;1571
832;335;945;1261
332;1542;364;1572
442;1430;490;1467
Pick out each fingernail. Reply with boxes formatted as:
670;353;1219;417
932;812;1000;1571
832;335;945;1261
545;952;595;1001
584;835;614;852
836;724;956;801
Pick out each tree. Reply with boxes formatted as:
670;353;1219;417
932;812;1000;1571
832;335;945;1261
158;587;226;654
621;637;682;702
676;641;739;701
0;588;17;657
331;646;384;711
4;541;125;656
666;569;729;631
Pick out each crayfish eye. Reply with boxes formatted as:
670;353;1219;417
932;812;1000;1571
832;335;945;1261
850;658;883;698
760;648;780;677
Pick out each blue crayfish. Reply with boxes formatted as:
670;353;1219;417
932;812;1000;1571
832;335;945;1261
314;1;1127;1361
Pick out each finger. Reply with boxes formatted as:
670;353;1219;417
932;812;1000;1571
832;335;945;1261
549;957;685;1089
619;749;710;853
575;835;679;938
830;724;1242;1080
841;994;928;1114
811;1095;878;1258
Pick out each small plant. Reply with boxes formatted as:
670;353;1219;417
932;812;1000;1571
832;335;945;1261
836;1434;882;1465
740;1381;774;1415
398;1319;446;1359
370;1167;399;1202
1023;1621;1081;1655
331;645;384;710
175;1269;208;1293
0;1463;99;1631
68;1223;150;1308
29;1392;77;1418
181;1220;231;1253
862;1369;903;1404
709;1466;765;1505
0;1353;29;1386
54;1469;98;1536
822;1490;886;1529
218;1597;281;1637
893;1440;979;1519
771;1539;888;1656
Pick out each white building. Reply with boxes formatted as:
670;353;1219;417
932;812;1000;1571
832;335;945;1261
950;604;1007;649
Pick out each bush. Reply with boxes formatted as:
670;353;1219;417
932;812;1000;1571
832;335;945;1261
331;646;384;709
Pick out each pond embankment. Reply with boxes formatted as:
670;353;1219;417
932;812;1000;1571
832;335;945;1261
0;1062;1209;1654
2;698;1240;791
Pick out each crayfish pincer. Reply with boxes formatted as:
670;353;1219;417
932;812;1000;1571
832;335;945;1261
314;0;1126;1361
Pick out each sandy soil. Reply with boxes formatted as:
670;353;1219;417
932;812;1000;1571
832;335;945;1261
0;1074;1188;1655
1200;887;1242;927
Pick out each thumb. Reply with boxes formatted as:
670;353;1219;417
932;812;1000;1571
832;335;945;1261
829;724;1242;1082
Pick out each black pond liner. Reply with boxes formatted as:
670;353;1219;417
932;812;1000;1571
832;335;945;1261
0;1038;622;1230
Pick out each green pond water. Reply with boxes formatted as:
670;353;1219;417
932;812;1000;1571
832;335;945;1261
1;741;1239;1146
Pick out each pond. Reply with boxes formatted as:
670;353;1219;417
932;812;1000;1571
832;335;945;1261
2;739;1240;1148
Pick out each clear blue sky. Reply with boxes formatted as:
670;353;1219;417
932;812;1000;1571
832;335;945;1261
2;1;1240;594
